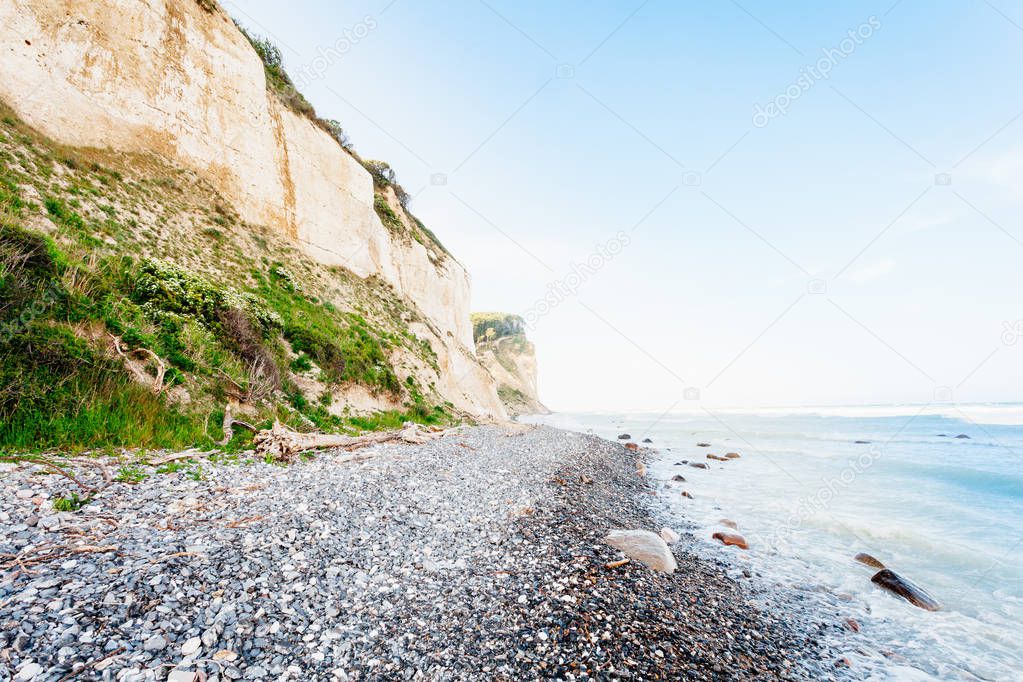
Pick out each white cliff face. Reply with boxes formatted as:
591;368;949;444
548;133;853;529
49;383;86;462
0;0;502;416
0;0;475;348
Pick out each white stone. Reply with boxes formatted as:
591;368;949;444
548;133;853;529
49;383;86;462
605;530;678;573
15;662;42;681
180;637;201;656
659;527;680;544
167;671;199;682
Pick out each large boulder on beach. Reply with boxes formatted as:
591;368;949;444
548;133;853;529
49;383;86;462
659;527;680;544
625;442;639;451
605;530;678;573
871;569;941;611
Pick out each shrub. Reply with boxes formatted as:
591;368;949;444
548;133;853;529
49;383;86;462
290;352;313;373
44;196;85;231
115;465;146;484
53;493;89;512
319;119;355;154
0;224;65;316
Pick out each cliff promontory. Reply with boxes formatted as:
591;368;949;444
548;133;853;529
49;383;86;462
472;313;549;416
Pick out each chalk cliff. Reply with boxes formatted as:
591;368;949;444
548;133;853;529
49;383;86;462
0;0;506;418
472;313;549;416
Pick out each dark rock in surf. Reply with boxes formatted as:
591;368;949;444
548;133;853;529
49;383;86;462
624;442;639;451
689;462;709;470
642;438;653;443
672;475;687;482
707;454;728;461
870;569;941;611
696;442;712;448
954;434;971;439
854;440;870;444
618;434;631;440
854;553;886;569
681;491;694;499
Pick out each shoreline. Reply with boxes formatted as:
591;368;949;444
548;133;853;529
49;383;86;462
1;425;833;680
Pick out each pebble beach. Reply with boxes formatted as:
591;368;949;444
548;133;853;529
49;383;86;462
0;425;834;680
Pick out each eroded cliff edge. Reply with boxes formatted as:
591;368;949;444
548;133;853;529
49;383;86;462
472;313;549;416
0;0;506;421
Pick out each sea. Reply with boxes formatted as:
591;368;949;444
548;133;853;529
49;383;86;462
523;404;1023;681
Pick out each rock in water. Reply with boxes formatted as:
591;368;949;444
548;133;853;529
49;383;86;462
712;532;749;549
954;434;971;439
870;569;941;611
605;530;678;573
725;452;741;459
689;462;709;469
643;438;653;443
660;527;680;544
618;434;631;440
625;442;639;451
672;474;687;482
854;553;886;569
696;442;712;447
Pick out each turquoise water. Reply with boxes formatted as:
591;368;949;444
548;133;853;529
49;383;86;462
525;405;1023;680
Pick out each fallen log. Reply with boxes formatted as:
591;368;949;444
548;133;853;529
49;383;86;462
871;568;941;611
253;421;447;463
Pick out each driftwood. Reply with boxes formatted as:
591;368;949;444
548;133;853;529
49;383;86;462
1;544;118;572
218;402;258;446
110;334;166;395
254;421;446;463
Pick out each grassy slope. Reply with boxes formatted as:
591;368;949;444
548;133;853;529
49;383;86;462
0;102;455;453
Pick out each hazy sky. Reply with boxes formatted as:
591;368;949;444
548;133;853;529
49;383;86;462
226;0;1023;411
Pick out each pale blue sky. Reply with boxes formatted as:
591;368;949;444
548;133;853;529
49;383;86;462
226;0;1023;410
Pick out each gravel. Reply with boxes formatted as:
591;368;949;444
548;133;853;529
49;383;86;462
0;425;837;680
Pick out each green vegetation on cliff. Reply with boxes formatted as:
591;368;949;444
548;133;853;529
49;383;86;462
0;103;452;452
471;312;525;344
